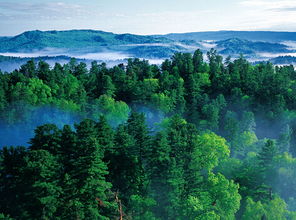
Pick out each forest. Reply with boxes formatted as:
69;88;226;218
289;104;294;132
1;49;296;219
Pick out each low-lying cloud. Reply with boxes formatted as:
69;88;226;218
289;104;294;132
281;41;296;50
0;105;82;147
258;52;296;58
74;52;131;61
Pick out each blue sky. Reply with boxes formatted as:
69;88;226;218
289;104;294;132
0;0;296;36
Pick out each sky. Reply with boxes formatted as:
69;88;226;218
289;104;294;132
0;0;296;36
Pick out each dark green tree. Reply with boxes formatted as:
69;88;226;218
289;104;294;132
69;119;115;219
21;150;61;220
29;124;61;155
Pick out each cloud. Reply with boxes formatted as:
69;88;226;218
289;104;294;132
0;2;83;12
236;0;296;31
272;7;296;12
0;1;88;20
74;52;131;60
240;0;296;11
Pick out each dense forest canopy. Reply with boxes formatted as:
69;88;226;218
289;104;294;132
1;49;296;219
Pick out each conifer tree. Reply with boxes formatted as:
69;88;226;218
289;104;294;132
96;115;114;153
258;139;278;185
22;150;61;220
126;112;151;170
59;124;77;173
0;147;27;218
193;49;206;73
109;125;147;208
68;119;115;219
29;124;61;155
147;132;171;219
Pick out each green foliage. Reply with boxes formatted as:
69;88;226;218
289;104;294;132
90;95;130;126
128;195;157;220
183;173;241;220
2;49;296;219
0;213;14;220
192;132;230;171
242;197;292;220
258;139;278;183
151;93;174;113
10;78;52;105
242;197;266;220
22;150;61;219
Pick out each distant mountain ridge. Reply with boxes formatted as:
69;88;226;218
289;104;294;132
0;29;296;64
163;30;296;42
215;38;292;55
0;29;172;52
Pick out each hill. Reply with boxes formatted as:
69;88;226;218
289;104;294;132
164;30;296;42
268;56;296;65
0;30;180;59
216;38;292;56
0;30;172;52
0;30;296;62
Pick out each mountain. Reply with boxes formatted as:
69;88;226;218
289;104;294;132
0;30;172;51
0;30;296;68
215;38;292;56
268;56;296;65
164;30;296;42
0;30;182;59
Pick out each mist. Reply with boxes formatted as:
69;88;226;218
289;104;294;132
0;101;170;148
0;47;68;58
281;41;296;50
199;40;217;49
258;52;296;58
73;52;131;60
0;105;82;147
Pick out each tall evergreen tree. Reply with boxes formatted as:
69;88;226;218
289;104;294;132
96;115;114;153
21;150;61;220
193;49;206;73
258;139;278;185
107;124;148;218
29;124;61;155
126;112;151;164
68;119;115;219
0;147;27;218
147;132;171;219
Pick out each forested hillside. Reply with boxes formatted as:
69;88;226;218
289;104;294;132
1;49;296;219
164;30;296;42
0;30;172;52
1;30;295;62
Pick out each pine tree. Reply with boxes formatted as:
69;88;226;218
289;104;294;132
101;75;116;97
29;124;61;155
193;49;206;73
59;124;77;174
0;147;27;218
147;132;171;219
96;115;114;154
108;125;146;208
68;119;115;219
258;139;278;186
20;60;37;78
22;150;61;219
164;116;190;218
126;112;151;166
258;139;278;168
